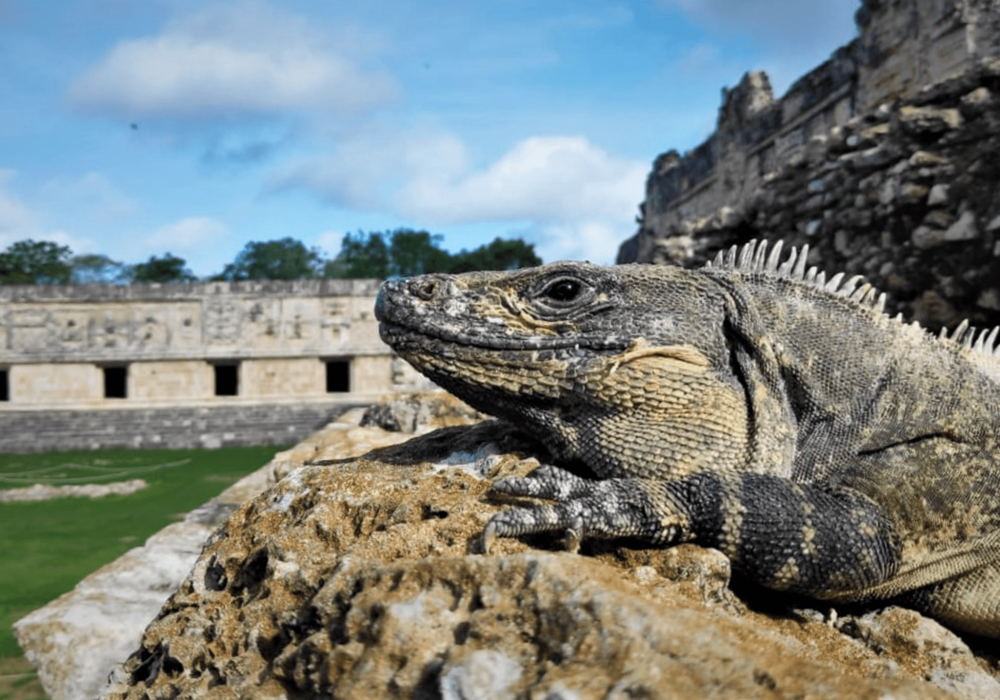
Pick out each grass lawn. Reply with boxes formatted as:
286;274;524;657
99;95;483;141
0;444;287;699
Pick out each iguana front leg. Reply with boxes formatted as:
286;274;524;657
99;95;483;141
485;465;903;599
483;465;689;554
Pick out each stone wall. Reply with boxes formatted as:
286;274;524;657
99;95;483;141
0;401;362;453
0;278;429;451
0;278;383;366
620;0;1000;331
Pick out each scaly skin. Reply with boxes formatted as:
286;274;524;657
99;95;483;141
375;240;1000;638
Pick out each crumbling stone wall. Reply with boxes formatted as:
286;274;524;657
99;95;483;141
624;0;997;252
621;59;1000;331
620;0;1000;331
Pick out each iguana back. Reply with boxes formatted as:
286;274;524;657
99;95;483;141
375;240;1000;637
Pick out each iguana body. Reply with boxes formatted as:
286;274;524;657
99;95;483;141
375;240;1000;638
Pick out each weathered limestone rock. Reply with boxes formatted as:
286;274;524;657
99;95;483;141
837;608;1000;699
13;396;464;700
18;395;998;699
898;105;964;135
91;417;998;699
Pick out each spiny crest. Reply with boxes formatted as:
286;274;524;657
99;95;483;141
703;239;1000;371
703;239;888;313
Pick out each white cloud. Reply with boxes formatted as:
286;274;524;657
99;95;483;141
397;135;646;227
533;221;626;265
314;230;346;258
273;133;646;264
119;216;232;277
0;169;93;253
39;172;137;226
0;169;35;238
142;216;229;253
69;1;398;120
269;126;469;210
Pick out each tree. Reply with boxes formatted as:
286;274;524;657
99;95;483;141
217;238;322;281
449;237;541;273
325;229;445;278
324;229;539;279
323;231;391;279
387;229;451;277
130;253;197;283
70;254;128;285
0;239;73;285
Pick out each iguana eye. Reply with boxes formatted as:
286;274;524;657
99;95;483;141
543;279;581;302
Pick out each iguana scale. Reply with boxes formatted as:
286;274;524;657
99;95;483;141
374;240;1000;638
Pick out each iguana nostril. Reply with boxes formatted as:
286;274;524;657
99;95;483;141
415;278;438;301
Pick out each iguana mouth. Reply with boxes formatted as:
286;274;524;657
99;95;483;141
377;318;629;355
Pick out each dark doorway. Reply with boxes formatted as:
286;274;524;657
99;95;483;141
326;359;351;393
214;363;239;396
103;366;127;399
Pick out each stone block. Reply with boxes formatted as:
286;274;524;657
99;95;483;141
898;106;963;135
912;226;945;249
839;145;896;172
909;150;949;167
924;210;955;229
978;288;1000;311
943;210;979;241
960;87;994;114
859;122;891;144
898;183;928;205
912;289;959;327
927;184;950;206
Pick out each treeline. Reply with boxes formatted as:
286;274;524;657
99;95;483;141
0;230;541;285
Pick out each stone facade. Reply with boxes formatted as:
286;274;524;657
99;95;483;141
0;279;428;452
619;0;1000;331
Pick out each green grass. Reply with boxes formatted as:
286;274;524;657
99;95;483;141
0;445;288;663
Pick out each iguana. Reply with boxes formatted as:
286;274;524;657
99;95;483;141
374;240;1000;638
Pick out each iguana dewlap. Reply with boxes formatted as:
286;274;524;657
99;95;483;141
375;240;1000;638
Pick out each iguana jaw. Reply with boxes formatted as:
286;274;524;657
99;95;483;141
377;321;580;401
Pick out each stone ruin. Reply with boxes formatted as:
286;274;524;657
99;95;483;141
620;0;1000;332
0;278;429;452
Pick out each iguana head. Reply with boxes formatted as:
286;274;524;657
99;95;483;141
375;262;747;469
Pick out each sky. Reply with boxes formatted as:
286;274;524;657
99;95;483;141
0;0;861;277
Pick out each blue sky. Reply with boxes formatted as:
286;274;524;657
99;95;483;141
0;0;859;277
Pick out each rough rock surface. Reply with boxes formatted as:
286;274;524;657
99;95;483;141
14;395;459;700
97;415;999;699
